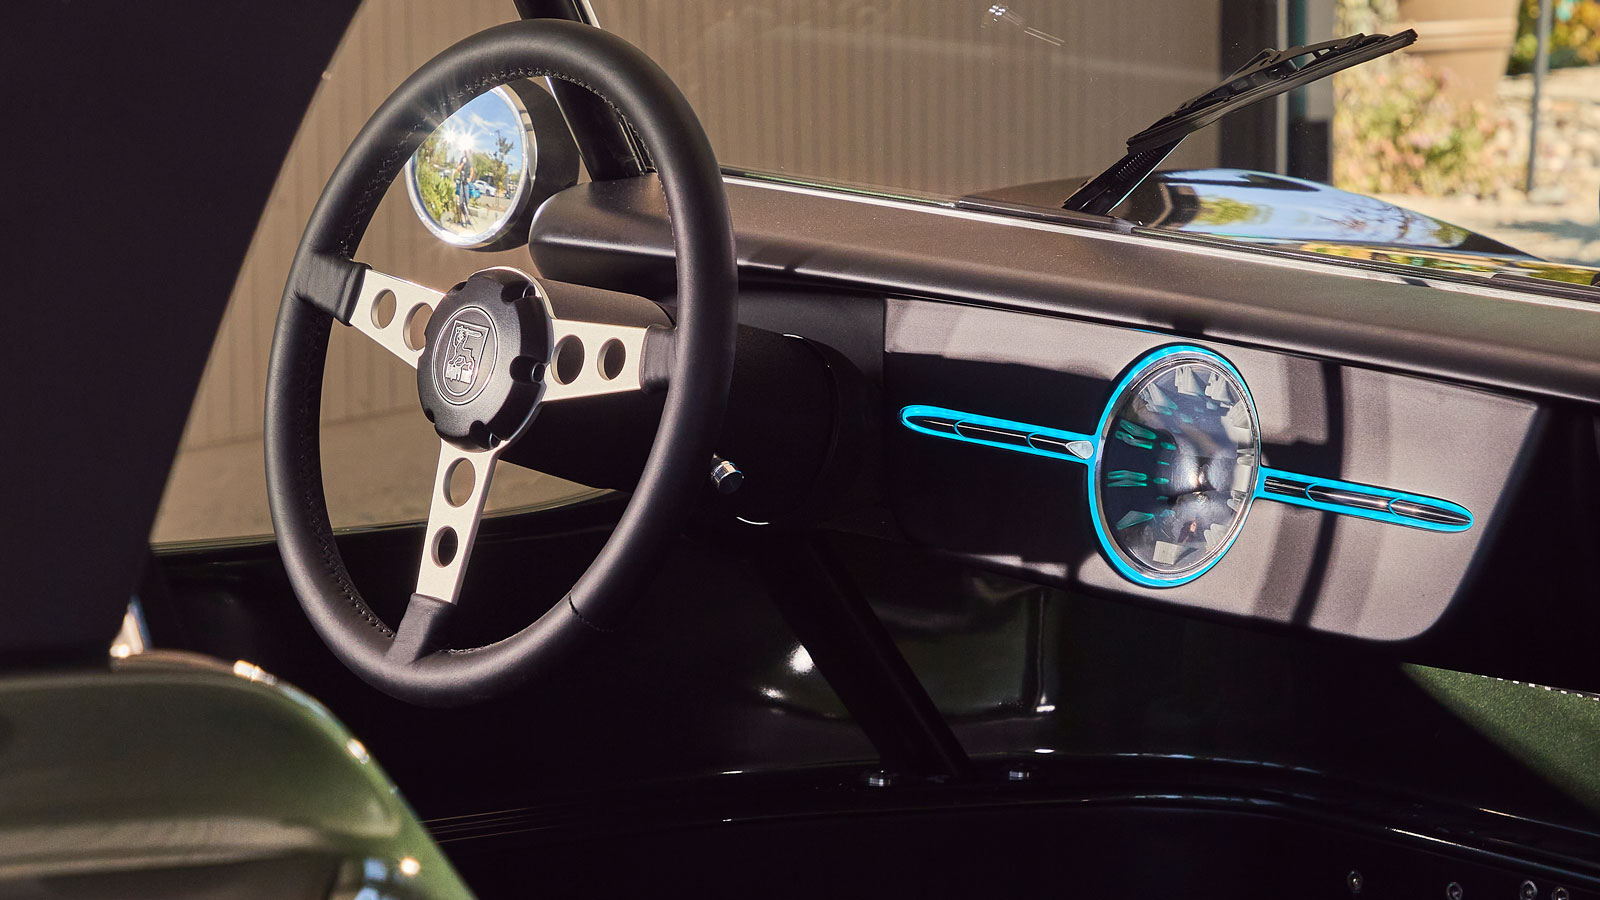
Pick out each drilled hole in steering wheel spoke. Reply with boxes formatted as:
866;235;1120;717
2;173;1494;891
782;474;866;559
443;458;475;508
552;335;584;385
598;338;625;381
404;303;432;351
432;527;459;567
370;290;397;329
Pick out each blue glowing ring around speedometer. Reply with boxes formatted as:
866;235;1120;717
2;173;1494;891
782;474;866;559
1087;345;1260;587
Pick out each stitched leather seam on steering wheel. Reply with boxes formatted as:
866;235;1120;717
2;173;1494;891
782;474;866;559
434;591;614;658
565;595;616;634
292;311;393;637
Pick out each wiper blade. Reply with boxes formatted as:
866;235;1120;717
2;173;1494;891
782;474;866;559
1062;29;1417;216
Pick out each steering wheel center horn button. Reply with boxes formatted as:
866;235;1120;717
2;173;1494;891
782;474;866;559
900;343;1473;589
417;269;551;448
436;306;498;404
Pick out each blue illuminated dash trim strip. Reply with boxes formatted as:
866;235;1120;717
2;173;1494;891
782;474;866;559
1255;466;1472;533
899;405;1097;465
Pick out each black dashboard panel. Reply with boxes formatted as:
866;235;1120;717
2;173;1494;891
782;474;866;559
884;298;1538;641
529;173;1600;672
530;175;1600;405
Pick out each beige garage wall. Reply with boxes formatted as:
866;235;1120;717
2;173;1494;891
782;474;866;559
180;0;525;452
596;0;1223;194
154;0;1224;543
153;0;587;544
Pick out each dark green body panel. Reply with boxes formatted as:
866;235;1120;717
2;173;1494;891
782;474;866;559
0;653;472;899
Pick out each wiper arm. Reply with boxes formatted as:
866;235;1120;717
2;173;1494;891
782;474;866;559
1062;30;1417;216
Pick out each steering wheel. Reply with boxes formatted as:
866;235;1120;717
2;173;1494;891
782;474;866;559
264;20;736;706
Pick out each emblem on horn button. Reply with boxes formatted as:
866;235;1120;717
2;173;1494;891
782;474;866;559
435;307;497;405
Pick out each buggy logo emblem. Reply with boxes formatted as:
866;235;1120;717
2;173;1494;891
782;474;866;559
434;306;496;405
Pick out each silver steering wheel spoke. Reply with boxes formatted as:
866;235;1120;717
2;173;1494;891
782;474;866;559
539;315;652;402
348;269;445;369
414;437;503;606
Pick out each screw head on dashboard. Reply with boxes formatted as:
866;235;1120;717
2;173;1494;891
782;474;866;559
1447;881;1464;900
1521;881;1539;900
1347;870;1364;894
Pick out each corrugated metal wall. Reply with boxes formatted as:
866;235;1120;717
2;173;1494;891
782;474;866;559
163;0;1223;538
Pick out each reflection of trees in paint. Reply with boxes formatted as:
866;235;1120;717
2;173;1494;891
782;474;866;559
1317;197;1470;248
1191;196;1265;227
1292;241;1597;286
1512;262;1596;285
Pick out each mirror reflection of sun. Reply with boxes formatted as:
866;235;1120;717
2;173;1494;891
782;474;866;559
441;121;476;159
436;90;527;170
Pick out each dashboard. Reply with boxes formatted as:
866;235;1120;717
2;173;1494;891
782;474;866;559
529;172;1600;686
885;297;1531;641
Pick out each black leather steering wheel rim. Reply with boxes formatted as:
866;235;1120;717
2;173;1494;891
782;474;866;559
264;20;736;707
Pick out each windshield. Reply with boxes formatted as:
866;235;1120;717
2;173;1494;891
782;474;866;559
590;0;1598;274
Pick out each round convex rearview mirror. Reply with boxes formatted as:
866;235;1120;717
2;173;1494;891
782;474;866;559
404;81;578;251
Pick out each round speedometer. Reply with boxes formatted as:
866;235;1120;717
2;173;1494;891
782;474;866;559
1089;346;1260;587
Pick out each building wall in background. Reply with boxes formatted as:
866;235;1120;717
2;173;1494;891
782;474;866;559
180;0;523;452
598;0;1223;196
183;0;1225;452
160;0;1228;540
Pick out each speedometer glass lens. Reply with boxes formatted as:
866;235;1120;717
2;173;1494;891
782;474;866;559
1093;349;1260;584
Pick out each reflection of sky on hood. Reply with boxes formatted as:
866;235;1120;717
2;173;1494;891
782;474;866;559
1151;169;1468;248
437;89;526;170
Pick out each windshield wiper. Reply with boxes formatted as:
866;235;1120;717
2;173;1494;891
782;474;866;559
1062;29;1417;216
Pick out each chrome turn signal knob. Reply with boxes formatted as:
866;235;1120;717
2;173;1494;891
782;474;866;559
709;454;743;494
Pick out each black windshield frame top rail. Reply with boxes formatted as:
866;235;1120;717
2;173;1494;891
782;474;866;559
1062;30;1418;216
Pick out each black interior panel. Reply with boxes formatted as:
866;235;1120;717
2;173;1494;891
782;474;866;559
527;174;1600;682
529;175;1600;405
884;298;1537;642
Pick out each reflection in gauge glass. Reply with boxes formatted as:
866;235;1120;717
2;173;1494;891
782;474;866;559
404;86;531;249
1091;348;1260;586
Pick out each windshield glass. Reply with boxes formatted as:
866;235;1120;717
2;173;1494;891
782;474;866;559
590;0;1598;274
593;1;1231;197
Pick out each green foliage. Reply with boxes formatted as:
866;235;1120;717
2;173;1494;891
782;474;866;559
1332;56;1507;195
1333;0;1513;197
470;151;507;194
1337;0;1398;35
419;131;445;167
1509;0;1600;73
1192;196;1266;227
412;133;458;221
415;161;453;223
